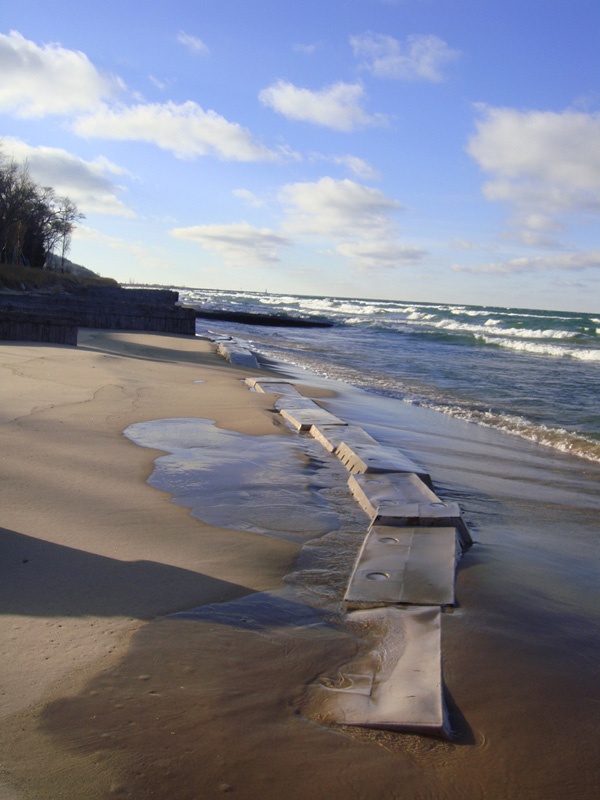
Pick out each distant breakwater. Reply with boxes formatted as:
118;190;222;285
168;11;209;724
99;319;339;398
191;307;334;328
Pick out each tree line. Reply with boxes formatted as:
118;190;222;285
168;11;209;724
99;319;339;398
0;148;84;269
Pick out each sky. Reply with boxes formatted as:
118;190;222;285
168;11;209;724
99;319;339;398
1;0;600;312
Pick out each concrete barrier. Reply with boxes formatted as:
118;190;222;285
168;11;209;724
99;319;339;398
309;423;378;453
348;473;472;551
206;356;477;739
344;525;458;609
349;472;441;514
313;606;448;737
273;395;324;411
336;442;433;488
215;341;260;367
244;378;302;396
278;405;347;432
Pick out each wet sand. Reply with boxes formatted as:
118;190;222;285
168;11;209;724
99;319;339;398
1;330;599;799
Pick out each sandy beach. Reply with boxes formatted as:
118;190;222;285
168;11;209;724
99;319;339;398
1;330;599;800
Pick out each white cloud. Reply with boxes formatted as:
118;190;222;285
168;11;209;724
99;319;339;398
177;32;209;55
149;75;169;91
450;238;479;251
170;179;421;272
449;238;501;257
73;101;278;161
468;107;600;191
0;137;134;217
0;30;118;117
511;231;563;249
233;188;265;207
280;177;423;269
75;225;172;272
467;107;600;242
509;213;565;247
280;177;400;239
452;250;600;275
0;32;279;165
293;43;318;55
170;222;291;265
336;240;425;268
350;33;459;82
259;80;386;131
328;154;381;180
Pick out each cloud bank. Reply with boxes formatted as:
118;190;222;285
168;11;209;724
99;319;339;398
453;250;600;275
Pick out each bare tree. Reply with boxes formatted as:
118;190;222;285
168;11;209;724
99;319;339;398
0;154;38;265
0;147;85;268
53;197;85;268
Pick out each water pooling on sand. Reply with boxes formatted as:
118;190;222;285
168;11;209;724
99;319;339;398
124;416;370;608
123;413;444;740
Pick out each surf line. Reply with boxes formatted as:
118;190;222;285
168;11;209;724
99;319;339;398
214;337;473;738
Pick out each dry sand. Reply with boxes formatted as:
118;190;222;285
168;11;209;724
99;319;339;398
1;330;599;799
0;331;300;797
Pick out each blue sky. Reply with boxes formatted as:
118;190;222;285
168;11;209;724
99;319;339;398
1;0;599;312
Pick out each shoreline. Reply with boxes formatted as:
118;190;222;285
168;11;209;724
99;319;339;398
1;330;599;799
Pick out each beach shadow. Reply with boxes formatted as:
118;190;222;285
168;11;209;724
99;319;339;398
0;527;331;630
444;686;477;745
77;331;247;370
0;527;255;619
172;588;328;631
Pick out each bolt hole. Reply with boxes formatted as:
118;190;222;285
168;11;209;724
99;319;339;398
366;572;389;581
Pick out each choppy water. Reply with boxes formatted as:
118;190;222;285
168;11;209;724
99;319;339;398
175;288;600;464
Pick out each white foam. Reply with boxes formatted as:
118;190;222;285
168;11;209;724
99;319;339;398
479;336;600;362
403;398;600;464
434;318;577;340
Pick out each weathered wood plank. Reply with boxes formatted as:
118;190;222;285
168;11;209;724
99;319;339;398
0;310;78;346
0;288;197;336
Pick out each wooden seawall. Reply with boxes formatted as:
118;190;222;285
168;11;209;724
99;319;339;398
0;287;197;344
0;310;78;346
